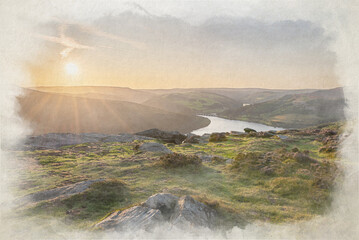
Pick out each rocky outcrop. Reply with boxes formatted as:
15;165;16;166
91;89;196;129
244;128;257;133
96;206;164;231
135;129;186;144
183;134;200;144
18;179;104;205
96;193;217;231
143;193;179;219
209;133;227;142
171;195;217;229
139;142;172;154
21;133;153;149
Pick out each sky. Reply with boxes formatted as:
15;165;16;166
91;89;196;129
27;2;340;89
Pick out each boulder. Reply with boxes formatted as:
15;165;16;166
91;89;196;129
143;193;179;219
139;142;172;154
276;135;289;140
183;135;200;144
96;206;164;231
144;193;179;210
135;129;186;144
96;193;218;231
171;195;217;229
244;128;257;133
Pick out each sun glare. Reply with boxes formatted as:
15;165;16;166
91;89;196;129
65;62;79;75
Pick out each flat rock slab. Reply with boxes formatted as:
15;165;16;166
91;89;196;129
171;195;217;229
135;129;186;144
277;135;289;140
20;133;153;149
18;179;104;205
96;206;164;231
139;142;172;154
97;193;217;231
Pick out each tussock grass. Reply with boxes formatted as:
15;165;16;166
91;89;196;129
16;123;342;228
158;153;202;168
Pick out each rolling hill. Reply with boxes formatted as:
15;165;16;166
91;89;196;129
32;86;155;103
143;92;239;115
18;89;210;135
220;88;345;128
142;88;318;105
28;86;345;129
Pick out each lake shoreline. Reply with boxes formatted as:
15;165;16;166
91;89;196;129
192;115;285;135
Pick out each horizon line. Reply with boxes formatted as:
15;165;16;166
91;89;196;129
23;85;343;91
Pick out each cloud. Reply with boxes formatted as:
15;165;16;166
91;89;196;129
33;12;337;89
36;24;94;58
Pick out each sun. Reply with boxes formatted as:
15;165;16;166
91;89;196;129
65;62;79;75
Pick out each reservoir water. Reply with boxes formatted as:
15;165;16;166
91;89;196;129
192;115;285;135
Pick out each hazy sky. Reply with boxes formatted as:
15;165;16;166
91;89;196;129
29;3;339;89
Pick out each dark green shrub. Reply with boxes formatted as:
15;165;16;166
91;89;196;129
158;153;202;168
231;152;263;171
291;147;299;152
62;179;127;220
209;133;227;142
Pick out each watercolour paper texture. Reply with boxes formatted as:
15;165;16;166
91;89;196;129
0;1;358;239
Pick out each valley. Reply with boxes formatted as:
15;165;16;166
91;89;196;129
20;86;346;135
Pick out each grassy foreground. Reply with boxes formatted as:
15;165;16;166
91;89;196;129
14;123;342;229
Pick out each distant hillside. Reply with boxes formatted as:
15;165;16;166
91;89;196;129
200;88;318;104
28;86;345;129
35;86;320;106
220;88;345;128
142;88;318;105
32;86;155;103
143;92;239;115
18;89;210;135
